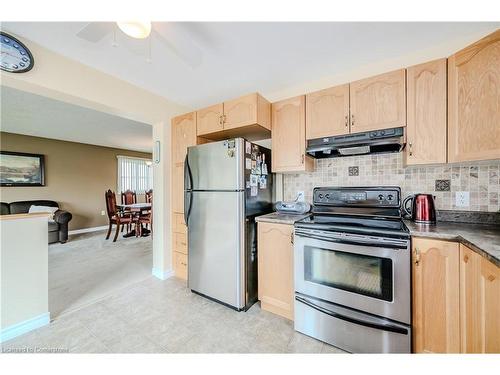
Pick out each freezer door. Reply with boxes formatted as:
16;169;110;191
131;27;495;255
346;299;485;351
187;191;245;309
187;139;244;191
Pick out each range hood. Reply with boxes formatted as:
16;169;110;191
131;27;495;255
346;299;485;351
306;127;405;158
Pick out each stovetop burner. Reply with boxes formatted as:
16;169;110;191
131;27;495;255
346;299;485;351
295;186;409;239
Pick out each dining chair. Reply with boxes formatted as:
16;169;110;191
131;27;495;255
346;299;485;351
105;189;135;242
120;189;137;232
145;189;153;204
136;201;152;237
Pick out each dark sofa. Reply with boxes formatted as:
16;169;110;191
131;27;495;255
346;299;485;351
1;200;72;243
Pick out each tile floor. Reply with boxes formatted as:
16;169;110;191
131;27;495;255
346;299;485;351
2;277;345;353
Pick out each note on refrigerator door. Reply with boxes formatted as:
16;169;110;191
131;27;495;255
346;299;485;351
250;174;258;187
245;157;252;170
250;186;258;197
259;175;267;189
245;141;251;154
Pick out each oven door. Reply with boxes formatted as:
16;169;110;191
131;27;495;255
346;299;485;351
294;228;410;324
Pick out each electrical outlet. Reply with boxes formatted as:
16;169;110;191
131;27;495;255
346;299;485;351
296;191;305;202
101;210;106;216
455;191;470;207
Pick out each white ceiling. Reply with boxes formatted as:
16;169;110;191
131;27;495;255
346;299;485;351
2;22;499;109
1;86;152;152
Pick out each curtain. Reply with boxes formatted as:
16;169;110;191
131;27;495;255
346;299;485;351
117;156;153;193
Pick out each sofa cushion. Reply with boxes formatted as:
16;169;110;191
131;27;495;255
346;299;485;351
0;202;9;215
9;200;59;214
48;221;60;232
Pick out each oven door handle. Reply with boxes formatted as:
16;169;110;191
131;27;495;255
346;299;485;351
295;295;409;335
294;230;408;249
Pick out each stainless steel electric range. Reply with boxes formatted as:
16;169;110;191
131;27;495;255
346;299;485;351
293;186;411;353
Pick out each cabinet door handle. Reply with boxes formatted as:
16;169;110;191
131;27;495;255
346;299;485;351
345;115;349;128
409;142;413;157
291;232;294;245
301;154;304;164
351;114;355;127
414;247;420;265
219;114;223;125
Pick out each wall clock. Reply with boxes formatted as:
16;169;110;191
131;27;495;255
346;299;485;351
0;32;34;73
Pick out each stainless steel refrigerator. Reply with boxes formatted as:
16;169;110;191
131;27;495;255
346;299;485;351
184;138;273;311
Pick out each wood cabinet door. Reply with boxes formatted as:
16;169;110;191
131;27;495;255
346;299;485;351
350;69;406;132
223;93;258;130
406;58;447;165
460;245;500;353
196;103;223;136
171;112;197;164
257;222;294;320
271;95;313;173
172;163;185;213
412;238;460;353
306;84;350;139
448;30;500;162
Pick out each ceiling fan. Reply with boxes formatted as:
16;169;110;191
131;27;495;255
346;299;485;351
76;22;203;68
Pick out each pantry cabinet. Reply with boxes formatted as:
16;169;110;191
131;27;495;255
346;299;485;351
350;69;406;133
405;58;447;165
171;111;197;280
448;29;500;163
257;222;294;320
306;84;350;139
460;245;500;353
412;238;460;353
271;95;314;173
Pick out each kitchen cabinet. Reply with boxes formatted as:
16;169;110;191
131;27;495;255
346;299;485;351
460;245;500;353
412;238;460;353
257;222;294;320
349;69;406;133
405;58;447;165
196;93;271;141
171;111;196;281
448;29;500;163
306;84;350;139
271;95;314;173
196;103;223;136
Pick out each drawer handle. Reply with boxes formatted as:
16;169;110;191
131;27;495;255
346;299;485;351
181;262;187;266
414;247;420;265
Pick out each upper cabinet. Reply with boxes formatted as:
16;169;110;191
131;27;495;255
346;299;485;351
272;95;314;173
448;29;500;163
172;112;197;165
196;93;271;141
306;84;350;139
405;58;447;165
350;69;406;133
196;103;223;136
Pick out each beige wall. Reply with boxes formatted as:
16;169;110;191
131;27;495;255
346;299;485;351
1;214;49;331
0;132;151;230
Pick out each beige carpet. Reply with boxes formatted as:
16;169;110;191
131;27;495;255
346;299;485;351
48;230;152;319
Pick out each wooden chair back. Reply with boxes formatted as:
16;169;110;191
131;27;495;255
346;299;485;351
121;190;137;205
145;189;153;203
105;189;118;218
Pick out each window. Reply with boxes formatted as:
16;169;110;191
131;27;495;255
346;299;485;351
117;156;153;193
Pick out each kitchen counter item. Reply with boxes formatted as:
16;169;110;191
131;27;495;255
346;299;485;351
405;220;500;267
274;200;311;215
403;194;437;224
255;212;310;225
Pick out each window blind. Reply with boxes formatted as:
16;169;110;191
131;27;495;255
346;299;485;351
117;156;153;193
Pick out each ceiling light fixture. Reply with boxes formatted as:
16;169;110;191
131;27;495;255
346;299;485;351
116;21;152;39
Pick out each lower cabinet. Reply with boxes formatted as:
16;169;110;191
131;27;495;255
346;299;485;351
460;245;500;353
173;251;187;280
257;222;294;320
412;237;500;353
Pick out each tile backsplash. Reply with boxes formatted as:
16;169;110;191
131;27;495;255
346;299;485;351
283;153;500;212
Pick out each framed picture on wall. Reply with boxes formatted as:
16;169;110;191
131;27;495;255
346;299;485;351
0;151;45;187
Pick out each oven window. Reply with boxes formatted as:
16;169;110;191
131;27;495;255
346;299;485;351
304;246;393;301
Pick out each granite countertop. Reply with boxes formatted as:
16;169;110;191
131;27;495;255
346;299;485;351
405;220;500;267
255;212;311;225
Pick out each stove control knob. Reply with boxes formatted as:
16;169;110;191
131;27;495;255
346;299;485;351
387;194;394;201
325;193;330;200
378;194;384;201
318;194;324;199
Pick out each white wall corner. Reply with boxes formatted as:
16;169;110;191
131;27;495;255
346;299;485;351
151;267;175;281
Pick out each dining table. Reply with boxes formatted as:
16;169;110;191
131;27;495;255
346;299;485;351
116;202;152;238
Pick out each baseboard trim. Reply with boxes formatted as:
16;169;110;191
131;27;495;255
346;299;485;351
69;225;108;235
152;267;175;280
0;312;50;343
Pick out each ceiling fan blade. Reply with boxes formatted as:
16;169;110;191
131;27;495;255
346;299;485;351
76;22;114;43
153;23;203;68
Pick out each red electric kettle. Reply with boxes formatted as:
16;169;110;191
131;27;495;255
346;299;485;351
403;194;436;224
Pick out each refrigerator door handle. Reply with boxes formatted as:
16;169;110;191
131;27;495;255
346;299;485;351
184;154;193;192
